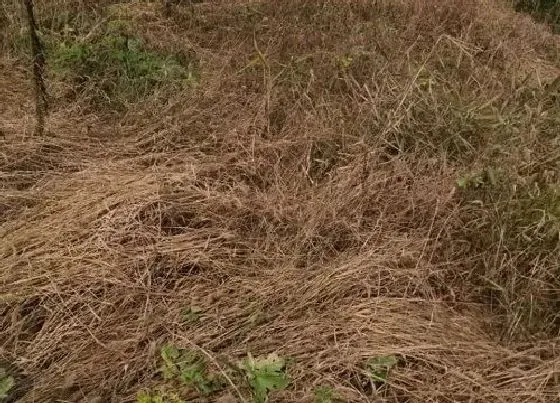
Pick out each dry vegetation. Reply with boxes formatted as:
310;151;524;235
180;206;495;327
1;0;559;402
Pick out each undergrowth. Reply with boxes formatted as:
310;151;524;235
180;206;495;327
47;22;198;108
140;347;291;403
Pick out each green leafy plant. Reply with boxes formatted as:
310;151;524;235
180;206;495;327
160;344;223;395
314;385;338;403
0;368;14;400
239;353;289;403
366;355;398;384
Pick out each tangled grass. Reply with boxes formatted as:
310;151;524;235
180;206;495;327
1;0;559;402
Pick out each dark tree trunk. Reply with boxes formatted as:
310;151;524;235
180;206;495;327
23;0;48;136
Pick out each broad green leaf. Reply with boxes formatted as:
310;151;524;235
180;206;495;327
240;353;289;403
159;345;223;395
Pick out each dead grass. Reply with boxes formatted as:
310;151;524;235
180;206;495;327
1;0;559;402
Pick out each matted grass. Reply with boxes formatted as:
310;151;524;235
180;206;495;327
1;0;559;402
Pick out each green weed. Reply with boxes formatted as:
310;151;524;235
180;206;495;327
160;345;224;395
239;353;289;403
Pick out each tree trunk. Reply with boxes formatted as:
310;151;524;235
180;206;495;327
23;0;48;136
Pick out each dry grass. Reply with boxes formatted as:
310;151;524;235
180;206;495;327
1;0;559;402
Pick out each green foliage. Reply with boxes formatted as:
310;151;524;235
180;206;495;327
0;368;14;400
366;355;398;383
137;390;185;403
313;386;338;403
239;353;289;403
47;23;197;106
160;345;223;395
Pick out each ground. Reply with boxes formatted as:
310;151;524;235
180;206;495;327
0;1;559;402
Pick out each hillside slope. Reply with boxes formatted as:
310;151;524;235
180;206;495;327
1;1;559;402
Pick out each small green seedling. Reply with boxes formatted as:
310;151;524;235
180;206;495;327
239;353;289;403
181;306;203;325
366;355;398;384
0;368;14;400
160;344;223;395
314;385;338;403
